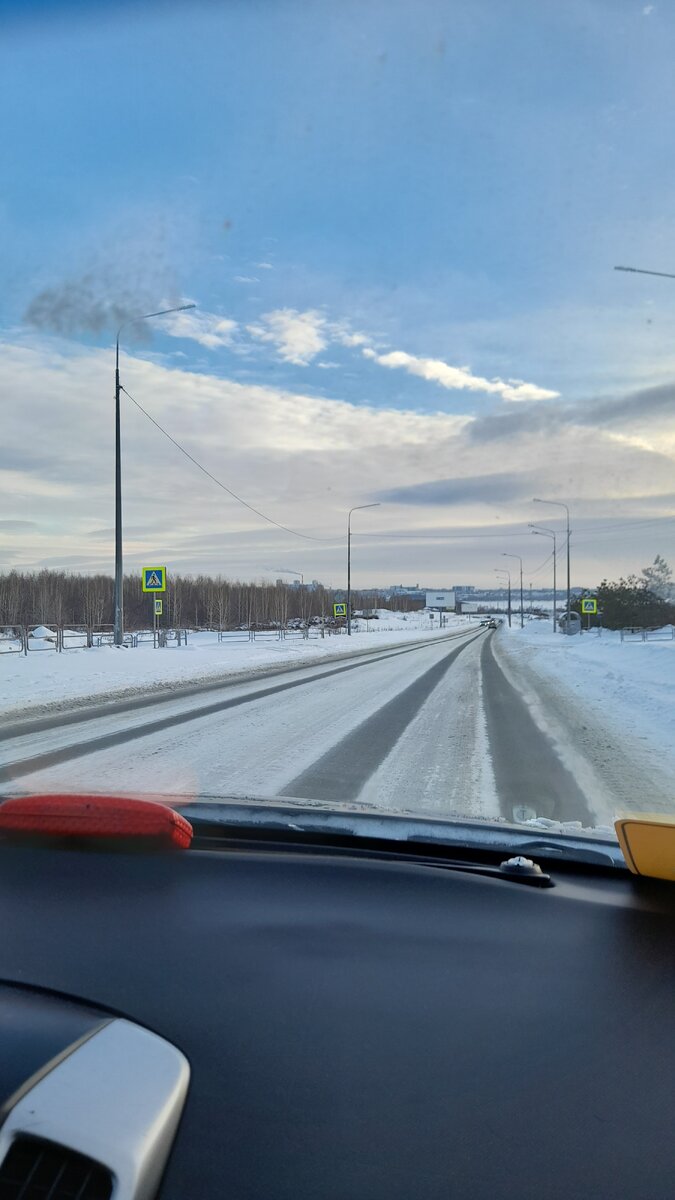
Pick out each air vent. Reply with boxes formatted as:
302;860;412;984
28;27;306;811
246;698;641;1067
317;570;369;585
0;1135;113;1200
0;1018;189;1200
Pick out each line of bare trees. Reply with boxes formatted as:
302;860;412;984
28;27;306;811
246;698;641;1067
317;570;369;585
0;571;422;631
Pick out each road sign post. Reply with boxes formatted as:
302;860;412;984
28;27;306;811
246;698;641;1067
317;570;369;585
581;596;597;633
153;597;163;646
142;567;167;593
142;567;167;648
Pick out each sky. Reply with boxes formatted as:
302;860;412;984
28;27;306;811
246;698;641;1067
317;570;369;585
2;0;675;589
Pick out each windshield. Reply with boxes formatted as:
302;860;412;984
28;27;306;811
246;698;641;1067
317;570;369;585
1;0;674;845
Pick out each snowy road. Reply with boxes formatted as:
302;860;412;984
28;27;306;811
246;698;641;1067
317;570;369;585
0;628;619;825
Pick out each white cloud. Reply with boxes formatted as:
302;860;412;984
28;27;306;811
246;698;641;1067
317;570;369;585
330;322;372;349
1;337;672;585
247;308;327;365
255;262;274;270
233;275;259;284
161;309;238;350
363;347;558;403
317;361;340;369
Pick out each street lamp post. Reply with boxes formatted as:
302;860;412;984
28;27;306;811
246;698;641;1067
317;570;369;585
533;498;570;624
113;304;196;646
494;568;511;627
502;554;523;628
347;503;380;635
529;525;557;631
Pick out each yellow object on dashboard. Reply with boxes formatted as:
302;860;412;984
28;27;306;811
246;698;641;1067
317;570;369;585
614;815;675;882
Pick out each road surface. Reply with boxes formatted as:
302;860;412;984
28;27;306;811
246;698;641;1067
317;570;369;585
0;628;605;825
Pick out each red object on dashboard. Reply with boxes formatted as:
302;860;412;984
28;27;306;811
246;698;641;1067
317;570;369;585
0;794;193;848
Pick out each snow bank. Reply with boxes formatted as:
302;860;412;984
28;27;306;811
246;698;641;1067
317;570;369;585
499;621;675;784
0;614;472;718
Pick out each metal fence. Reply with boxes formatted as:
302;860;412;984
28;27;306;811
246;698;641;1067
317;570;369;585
26;625;59;653
0;626;25;655
92;624;115;648
165;629;189;647
0;620;364;658
619;625;675;642
0;623;190;655
61;625;92;651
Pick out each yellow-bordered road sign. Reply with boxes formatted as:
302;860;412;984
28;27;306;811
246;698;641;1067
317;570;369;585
154;599;163;616
142;566;166;593
333;602;347;617
581;597;597;614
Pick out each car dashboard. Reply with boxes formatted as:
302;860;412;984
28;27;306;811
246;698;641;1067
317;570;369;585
0;800;672;1200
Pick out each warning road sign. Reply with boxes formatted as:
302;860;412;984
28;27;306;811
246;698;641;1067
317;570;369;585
142;566;167;593
581;597;597;614
154;599;163;616
333;602;347;617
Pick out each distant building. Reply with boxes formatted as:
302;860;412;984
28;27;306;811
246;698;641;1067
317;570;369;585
388;584;452;600
425;590;456;611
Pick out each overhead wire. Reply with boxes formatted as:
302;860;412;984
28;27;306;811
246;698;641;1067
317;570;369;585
525;548;556;578
572;514;675;540
119;382;675;556
120;385;342;544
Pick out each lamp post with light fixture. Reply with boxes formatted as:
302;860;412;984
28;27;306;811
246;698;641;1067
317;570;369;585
347;504;380;635
114;304;196;645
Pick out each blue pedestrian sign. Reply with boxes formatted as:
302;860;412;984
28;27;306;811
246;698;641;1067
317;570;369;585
142;566;167;593
333;602;347;617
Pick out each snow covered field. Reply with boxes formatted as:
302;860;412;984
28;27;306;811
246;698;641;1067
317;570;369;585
498;620;675;816
0;612;469;718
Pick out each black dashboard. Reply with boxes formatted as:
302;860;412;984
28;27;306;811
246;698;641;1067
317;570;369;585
0;819;673;1199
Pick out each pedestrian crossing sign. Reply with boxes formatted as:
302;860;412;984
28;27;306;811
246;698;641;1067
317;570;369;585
154;599;163;616
581;597;597;614
333;602;347;617
142;566;167;593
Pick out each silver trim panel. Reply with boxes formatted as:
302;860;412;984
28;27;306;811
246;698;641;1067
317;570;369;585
0;1018;190;1199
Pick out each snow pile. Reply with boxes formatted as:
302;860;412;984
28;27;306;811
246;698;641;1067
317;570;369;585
522;817;616;838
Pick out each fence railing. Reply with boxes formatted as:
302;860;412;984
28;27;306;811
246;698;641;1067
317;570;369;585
61;625;93;651
2;618;434;658
0;623;192;655
26;625;59;653
619;625;675;642
0;626;26;655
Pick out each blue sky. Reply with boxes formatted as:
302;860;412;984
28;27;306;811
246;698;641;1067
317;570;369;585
2;0;675;586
